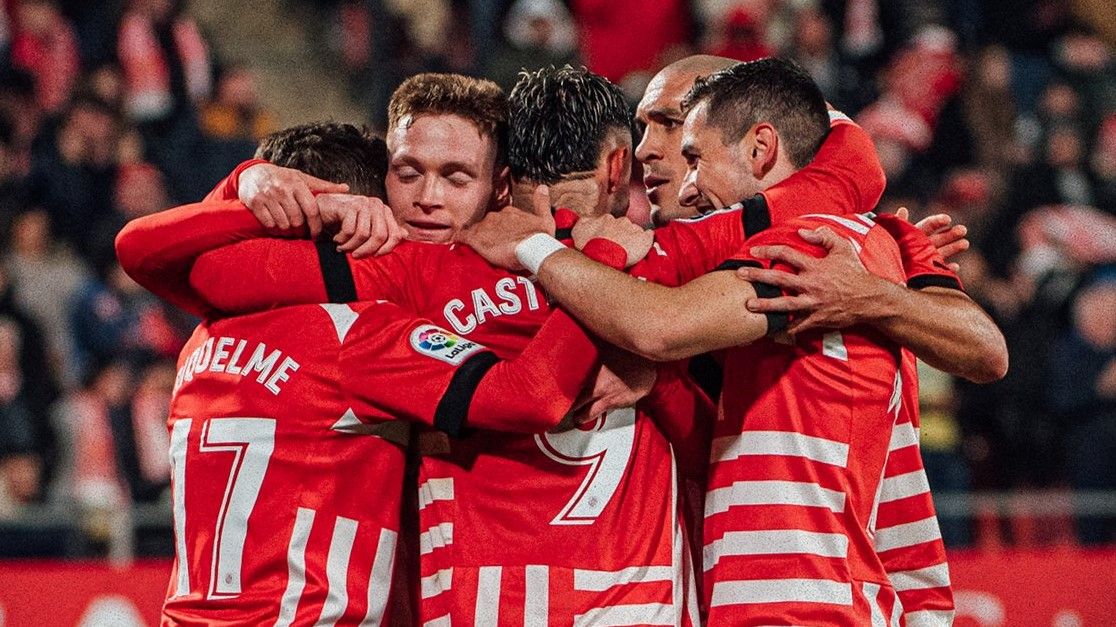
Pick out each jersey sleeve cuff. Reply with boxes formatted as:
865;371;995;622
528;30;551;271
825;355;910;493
907;273;965;292
711;259;790;335
581;238;627;270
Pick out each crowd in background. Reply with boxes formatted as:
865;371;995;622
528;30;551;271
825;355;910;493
0;0;1113;557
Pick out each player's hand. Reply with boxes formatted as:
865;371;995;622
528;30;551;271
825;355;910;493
316;194;407;258
573;350;657;422
571;214;654;268
239;163;349;237
895;207;968;271
460;185;556;271
737;226;892;335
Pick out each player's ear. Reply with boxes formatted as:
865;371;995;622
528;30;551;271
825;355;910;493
492;165;511;208
749;123;779;178
605;144;630;195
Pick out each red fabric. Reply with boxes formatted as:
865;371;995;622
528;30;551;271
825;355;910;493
10;15;79;113
580;237;627;269
118;11;211;119
874;212;965;291
114;199;295;317
164;303;410;624
467;310;599;434
703;215;908;624
570;0;689;82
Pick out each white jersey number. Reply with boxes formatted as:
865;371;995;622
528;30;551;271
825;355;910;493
169;417;276;599
535;408;637;525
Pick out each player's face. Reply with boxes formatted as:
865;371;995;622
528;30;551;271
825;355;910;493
386;113;503;243
635;70;716;223
679;101;761;210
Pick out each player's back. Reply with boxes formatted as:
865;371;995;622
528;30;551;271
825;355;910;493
163;304;406;626
365;241;697;626
705;214;908;625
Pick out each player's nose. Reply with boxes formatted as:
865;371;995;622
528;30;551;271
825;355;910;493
635;128;660;163
416;177;444;210
678;177;701;207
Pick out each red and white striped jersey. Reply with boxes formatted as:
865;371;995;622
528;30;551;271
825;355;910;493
362;242;700;627
873;349;954;627
702;214;908;625
162;300;576;626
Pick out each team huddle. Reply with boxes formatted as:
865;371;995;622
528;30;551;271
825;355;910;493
115;56;1008;626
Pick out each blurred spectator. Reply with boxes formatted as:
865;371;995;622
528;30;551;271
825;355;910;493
1008;123;1097;214
3;208;87;386
117;0;210;124
708;6;772;63
0;264;58;465
1052;28;1115;138
918;361;972;547
9;0;80;115
0;317;42;518
26;96;119;257
117;0;214;201
0;70;44;178
485;0;578;91
56;0;124;69
65;359;131;535
1047;272;1116;544
200;63;277;144
68;256;185;384
786;4;866;113
1092;114;1116;213
89;161;169;260
571;0;690;84
963;46;1020;176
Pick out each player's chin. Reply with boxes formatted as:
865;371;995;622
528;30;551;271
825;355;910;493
405;223;455;243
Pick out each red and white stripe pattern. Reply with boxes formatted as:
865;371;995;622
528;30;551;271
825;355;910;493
414;458;698;626
873;352;955;626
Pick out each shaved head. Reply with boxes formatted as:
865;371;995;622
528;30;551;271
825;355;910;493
657;55;738;80
636;55;737;223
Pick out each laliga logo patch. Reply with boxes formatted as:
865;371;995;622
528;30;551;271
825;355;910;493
410;325;485;365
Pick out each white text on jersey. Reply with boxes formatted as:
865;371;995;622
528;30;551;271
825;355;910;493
443;276;541;335
174;336;300;396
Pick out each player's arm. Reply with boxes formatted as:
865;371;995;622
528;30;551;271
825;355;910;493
519;234;771;361
115;199;292;316
739;218;1008;383
638;361;715;484
345;305;602;436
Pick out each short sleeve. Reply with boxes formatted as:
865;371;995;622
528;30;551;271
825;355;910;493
708;218;835;334
873;213;964;292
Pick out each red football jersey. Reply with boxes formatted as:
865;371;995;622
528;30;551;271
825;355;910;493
701;213;908;625
162;300;596;625
335;242;700;626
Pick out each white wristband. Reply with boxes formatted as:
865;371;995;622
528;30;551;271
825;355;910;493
515;233;566;274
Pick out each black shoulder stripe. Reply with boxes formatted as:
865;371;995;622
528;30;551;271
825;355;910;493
433;351;500;438
555;227;574;242
713;259;761;272
710;260;788;334
741;195;772;237
908;274;964;292
315;240;358;303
